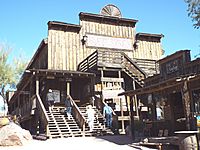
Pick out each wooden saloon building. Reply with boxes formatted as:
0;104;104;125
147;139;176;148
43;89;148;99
8;4;164;138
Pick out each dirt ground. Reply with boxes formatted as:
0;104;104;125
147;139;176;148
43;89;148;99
0;135;155;150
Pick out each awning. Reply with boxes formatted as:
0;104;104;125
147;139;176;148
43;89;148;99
118;74;198;97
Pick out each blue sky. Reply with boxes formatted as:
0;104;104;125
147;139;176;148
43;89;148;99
0;0;199;61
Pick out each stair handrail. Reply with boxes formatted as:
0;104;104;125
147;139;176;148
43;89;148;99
122;52;147;79
36;94;49;125
35;94;49;132
68;95;86;132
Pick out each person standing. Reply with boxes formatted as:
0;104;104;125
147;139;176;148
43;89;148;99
47;89;55;112
64;95;73;119
156;106;163;120
103;103;113;128
86;105;95;132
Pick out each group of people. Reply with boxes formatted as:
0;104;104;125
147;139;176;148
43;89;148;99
64;97;114;132
47;90;73;119
47;90;114;131
85;102;114;132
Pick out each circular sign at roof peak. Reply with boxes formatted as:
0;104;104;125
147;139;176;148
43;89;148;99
100;4;122;18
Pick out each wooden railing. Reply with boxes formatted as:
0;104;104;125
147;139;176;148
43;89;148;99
78;51;98;72
35;94;49;131
122;52;147;80
78;50;146;85
68;95;86;133
97;50;123;68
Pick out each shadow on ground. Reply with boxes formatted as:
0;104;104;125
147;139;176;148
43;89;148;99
95;135;134;145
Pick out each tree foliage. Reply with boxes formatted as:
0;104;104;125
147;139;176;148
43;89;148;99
0;43;27;97
185;0;200;28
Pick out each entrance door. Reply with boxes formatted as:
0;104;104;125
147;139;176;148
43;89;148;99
170;92;186;131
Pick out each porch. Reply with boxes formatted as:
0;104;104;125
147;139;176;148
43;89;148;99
8;69;110;138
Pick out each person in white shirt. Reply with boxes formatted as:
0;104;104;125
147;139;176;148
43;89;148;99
86;105;95;131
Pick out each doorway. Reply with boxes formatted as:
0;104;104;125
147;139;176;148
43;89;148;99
170;92;186;131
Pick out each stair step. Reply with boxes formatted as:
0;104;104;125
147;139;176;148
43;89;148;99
47;106;113;138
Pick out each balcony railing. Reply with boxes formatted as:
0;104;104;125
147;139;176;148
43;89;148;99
78;50;146;82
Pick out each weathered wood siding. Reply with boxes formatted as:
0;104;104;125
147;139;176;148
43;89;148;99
48;29;80;70
134;58;159;76
79;19;136;60
134;37;163;60
47;14;164;71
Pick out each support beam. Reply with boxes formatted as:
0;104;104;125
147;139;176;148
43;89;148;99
101;70;104;91
132;79;139;116
67;82;70;95
129;96;135;140
181;80;191;130
35;76;40;135
120;97;125;134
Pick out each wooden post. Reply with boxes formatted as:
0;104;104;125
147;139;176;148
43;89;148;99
36;77;39;95
118;71;121;87
91;75;95;96
82;123;85;137
129;95;135;140
67;82;70;95
120;97;125;134
35;76;40;135
181;80;191;130
101;70;104;91
133;79;139;117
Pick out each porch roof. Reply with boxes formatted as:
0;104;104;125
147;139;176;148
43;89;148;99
118;74;199;97
17;69;95;90
28;69;95;78
10;69;95;104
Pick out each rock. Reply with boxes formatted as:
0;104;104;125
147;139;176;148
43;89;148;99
0;117;9;127
0;122;32;146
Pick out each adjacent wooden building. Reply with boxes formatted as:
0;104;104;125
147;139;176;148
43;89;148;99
8;4;164;137
120;50;200;137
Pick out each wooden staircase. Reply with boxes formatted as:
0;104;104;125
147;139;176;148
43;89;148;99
47;107;82;139
46;106;112;139
122;53;146;87
79;106;107;136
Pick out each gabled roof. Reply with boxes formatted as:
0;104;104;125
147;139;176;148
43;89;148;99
26;38;48;70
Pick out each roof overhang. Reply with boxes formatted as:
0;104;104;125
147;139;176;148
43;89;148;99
10;69;95;104
79;12;138;27
48;21;81;32
17;69;95;90
136;33;164;42
118;74;198;97
28;69;95;78
26;38;48;70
